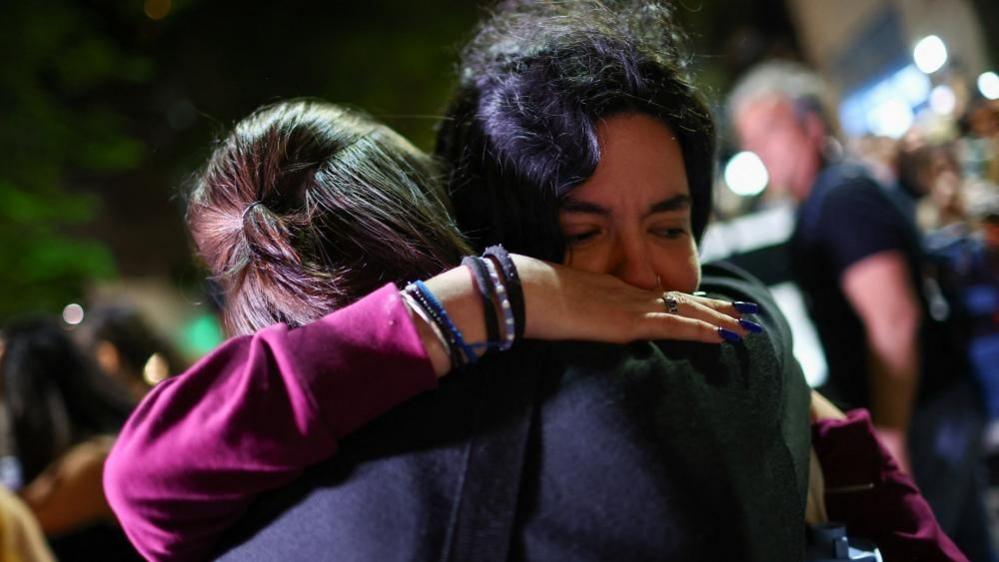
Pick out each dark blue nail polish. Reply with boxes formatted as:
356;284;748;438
718;327;742;343
738;319;763;333
733;301;759;314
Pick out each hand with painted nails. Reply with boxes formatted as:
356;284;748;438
512;255;761;345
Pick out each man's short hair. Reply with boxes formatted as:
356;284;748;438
728;60;835;132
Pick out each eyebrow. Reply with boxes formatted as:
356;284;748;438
561;194;691;218
560;199;610;216
647;195;691;215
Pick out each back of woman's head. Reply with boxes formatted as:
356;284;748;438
436;0;715;260
188;100;469;336
0;316;134;483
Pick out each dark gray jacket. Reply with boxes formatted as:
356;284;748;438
217;263;812;561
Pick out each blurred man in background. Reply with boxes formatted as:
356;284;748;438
730;60;993;561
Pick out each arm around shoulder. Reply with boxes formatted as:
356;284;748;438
104;284;437;561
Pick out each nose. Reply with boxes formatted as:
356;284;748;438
609;234;659;290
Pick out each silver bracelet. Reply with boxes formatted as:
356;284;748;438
400;290;451;357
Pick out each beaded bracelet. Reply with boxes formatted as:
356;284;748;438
482;257;516;351
461;255;501;346
484;245;524;338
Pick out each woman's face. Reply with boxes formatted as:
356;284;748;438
560;113;700;292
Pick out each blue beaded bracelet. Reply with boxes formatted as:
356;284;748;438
412;280;478;366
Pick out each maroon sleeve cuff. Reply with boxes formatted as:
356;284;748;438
811;409;968;561
288;283;438;439
812;409;894;488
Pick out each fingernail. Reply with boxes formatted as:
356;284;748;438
692;291;707;297
718;327;742;343
738;319;763;333
733;301;759;314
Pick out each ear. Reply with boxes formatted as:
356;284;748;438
800;111;827;149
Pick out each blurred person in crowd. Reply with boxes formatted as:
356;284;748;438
931;193;999;448
0;317;140;561
898;140;967;233
731;59;991;561
902;138;999;459
75;305;184;401
106;2;966;561
960;98;999;186
981;199;999;251
852;134;900;192
895;129;999;474
0;486;55;562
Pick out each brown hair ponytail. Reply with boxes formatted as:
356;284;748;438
187;100;469;336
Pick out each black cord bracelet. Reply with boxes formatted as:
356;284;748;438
461;255;501;347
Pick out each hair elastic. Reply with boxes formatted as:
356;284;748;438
242;201;264;220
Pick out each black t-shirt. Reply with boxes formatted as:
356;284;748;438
790;162;959;409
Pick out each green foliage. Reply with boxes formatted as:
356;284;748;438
0;1;156;319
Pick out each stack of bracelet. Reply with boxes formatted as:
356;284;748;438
402;245;525;369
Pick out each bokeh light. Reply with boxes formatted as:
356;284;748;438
913;35;948;74
724;151;769;197
867;98;914;138
62;303;85;326
978;71;999;100
144;0;171;21
929;84;956;114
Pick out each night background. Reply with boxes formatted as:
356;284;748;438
1;0;996;356
3;0;999;559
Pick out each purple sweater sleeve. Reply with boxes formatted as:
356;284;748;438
104;284;437;561
812;409;968;562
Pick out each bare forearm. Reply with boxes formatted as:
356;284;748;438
866;332;919;432
840;250;922;433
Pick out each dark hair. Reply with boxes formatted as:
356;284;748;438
188;100;471;336
0;316;134;483
76;305;185;384
436;0;716;260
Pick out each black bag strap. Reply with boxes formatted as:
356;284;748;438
441;347;543;562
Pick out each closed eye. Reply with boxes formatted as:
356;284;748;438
564;229;601;246
651;227;688;240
